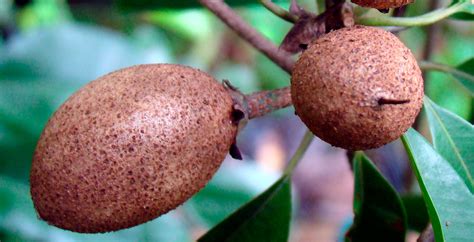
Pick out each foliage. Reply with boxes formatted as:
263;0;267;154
345;153;406;242
402;129;474;242
0;0;473;241
424;97;474;193
198;176;291;242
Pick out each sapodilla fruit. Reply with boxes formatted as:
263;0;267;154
291;26;423;150
352;0;414;9
30;64;239;233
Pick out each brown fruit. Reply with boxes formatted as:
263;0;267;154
30;64;238;233
352;0;414;9
291;26;423;150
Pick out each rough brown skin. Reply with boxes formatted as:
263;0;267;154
291;26;423;150
352;0;414;9
30;64;238;233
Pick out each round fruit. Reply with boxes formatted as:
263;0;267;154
291;26;423;150
30;64;238;233
352;0;414;9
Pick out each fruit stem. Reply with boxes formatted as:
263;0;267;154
200;0;295;74
260;0;298;23
419;61;474;85
245;86;292;119
283;130;314;176
378;98;410;105
355;1;467;27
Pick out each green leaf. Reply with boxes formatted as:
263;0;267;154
198;176;291;242
185;162;278;227
401;195;429;232
402;129;474;242
450;0;474;20
345;153;407;242
424;97;474;193
456;58;474;94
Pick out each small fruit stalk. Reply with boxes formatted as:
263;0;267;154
291;25;423;150
351;0;414;9
30;64;244;233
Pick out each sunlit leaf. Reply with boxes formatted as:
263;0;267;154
424;97;474;194
402;129;474;242
345;153;406;242
198;176;291;242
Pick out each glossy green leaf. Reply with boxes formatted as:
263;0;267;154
345;153;407;242
450;0;474;20
198;176;291;242
456;58;474;94
401;195;429;232
424;97;474;193
402;129;474;242
185;162;278;227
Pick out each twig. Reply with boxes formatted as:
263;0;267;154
356;1;467;27
414;0;441;131
245;87;292;119
199;0;294;74
419;61;474;84
260;0;298;23
421;0;441;80
280;2;354;53
325;0;345;8
284;130;314;176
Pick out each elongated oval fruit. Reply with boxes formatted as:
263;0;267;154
30;64;238;233
291;26;423;150
352;0;414;9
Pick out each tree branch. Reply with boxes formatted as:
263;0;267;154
419;61;474;84
284;130;314;176
260;0;298;23
199;0;295;74
356;1;466;27
245;86;292;119
421;0;441;81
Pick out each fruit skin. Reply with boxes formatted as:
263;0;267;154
352;0;414;9
30;64;238;233
291;26;423;150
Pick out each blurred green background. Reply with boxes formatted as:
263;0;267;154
0;0;472;241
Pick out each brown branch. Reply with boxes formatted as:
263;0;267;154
414;0;440;130
325;0;345;8
199;0;294;74
245;87;292;119
422;0;441;81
